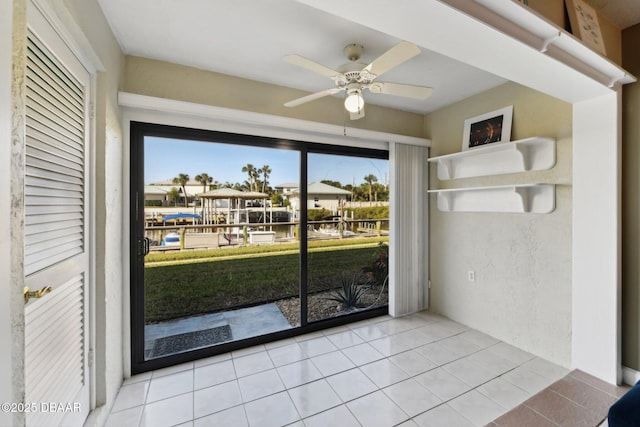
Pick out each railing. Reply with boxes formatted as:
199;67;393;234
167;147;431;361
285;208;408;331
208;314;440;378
146;219;389;250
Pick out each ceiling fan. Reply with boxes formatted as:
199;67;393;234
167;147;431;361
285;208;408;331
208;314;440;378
283;41;433;120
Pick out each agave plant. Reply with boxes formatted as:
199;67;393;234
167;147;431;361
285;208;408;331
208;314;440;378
326;276;365;310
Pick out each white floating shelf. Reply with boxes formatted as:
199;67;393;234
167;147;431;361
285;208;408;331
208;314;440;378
428;184;555;213
428;137;556;180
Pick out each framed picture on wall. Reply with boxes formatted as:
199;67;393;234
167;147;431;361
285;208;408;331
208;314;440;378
462;105;513;151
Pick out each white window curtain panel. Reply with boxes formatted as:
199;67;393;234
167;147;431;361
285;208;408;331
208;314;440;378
389;142;429;317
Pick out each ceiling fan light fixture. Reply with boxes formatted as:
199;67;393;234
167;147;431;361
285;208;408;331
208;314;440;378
344;89;364;113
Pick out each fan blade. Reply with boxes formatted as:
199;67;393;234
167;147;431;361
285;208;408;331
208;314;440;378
372;82;433;99
284;88;343;107
350;106;365;120
284;54;342;79
364;41;421;78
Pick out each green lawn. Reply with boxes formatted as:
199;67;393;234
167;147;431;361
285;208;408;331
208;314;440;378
144;243;383;323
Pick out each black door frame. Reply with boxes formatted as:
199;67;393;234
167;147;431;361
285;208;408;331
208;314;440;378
130;121;388;374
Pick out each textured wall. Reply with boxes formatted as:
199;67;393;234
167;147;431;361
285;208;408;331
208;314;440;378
425;82;573;367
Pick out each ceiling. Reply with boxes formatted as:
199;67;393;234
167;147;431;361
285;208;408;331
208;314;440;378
98;0;640;116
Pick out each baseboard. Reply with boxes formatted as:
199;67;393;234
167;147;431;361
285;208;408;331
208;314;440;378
622;366;640;386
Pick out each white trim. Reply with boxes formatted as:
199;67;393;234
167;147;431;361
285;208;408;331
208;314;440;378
118;92;430;149
623;366;640;386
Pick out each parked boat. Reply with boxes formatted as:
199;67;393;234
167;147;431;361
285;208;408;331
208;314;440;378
161;231;180;246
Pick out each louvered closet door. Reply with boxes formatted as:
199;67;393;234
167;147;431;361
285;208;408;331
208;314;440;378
23;4;91;426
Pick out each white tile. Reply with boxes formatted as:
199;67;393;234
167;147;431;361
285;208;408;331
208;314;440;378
438;336;482;358
393;314;433;330
383;379;442;417
393;328;434;348
521;357;570;381
267;342;307;367
238;369;285;402
322;324;351;335
174;422;193;427
465;350;518;376
326;368;377;402
389;349;437;376
311;351;355;377
232;344;266;358
194;352;231;368
294;330;325;342
194;380;243;418
376;319;415;335
151;362;194;378
417;323;458;341
500;365;553;395
111;381;149;412
448;390;506;427
243;392;300;427
288;379;342;418
412;312;448;324
369;335;414;357
302;404;361;427
264;337;297;350
194;405;248;427
325;330;364;349
146;370;193;403
458;330;500;349
347;390;409;427
476;377;531;409
105;406;143;427
194;359;236;390
414;368;471;401
277;359;323;389
139;392;194;427
341;343;385;366
360;358;409;388
233;351;274;378
442;358;498;388
396;420;420;427
351;324;387;341
413;403;475;427
415;342;463;366
438;320;469;334
487;342;535;365
297;336;338;357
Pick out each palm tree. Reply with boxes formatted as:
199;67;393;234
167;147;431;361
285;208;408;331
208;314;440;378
259;165;271;193
241;164;256;191
172;173;190;207
195;172;213;193
364;174;378;204
168;187;180;206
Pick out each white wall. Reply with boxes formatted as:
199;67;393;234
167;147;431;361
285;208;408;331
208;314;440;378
573;92;622;384
0;1;15;425
426;82;574;367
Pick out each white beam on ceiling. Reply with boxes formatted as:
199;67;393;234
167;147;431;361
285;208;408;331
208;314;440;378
295;0;635;103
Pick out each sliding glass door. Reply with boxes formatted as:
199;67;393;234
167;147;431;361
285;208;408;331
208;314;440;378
306;152;389;322
130;122;389;372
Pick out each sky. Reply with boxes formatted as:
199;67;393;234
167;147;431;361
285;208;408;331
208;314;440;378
144;137;388;188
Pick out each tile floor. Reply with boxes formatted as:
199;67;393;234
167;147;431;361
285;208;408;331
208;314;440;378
106;311;582;427
490;369;629;427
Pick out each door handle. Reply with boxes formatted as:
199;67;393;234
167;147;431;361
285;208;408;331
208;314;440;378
23;286;52;304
